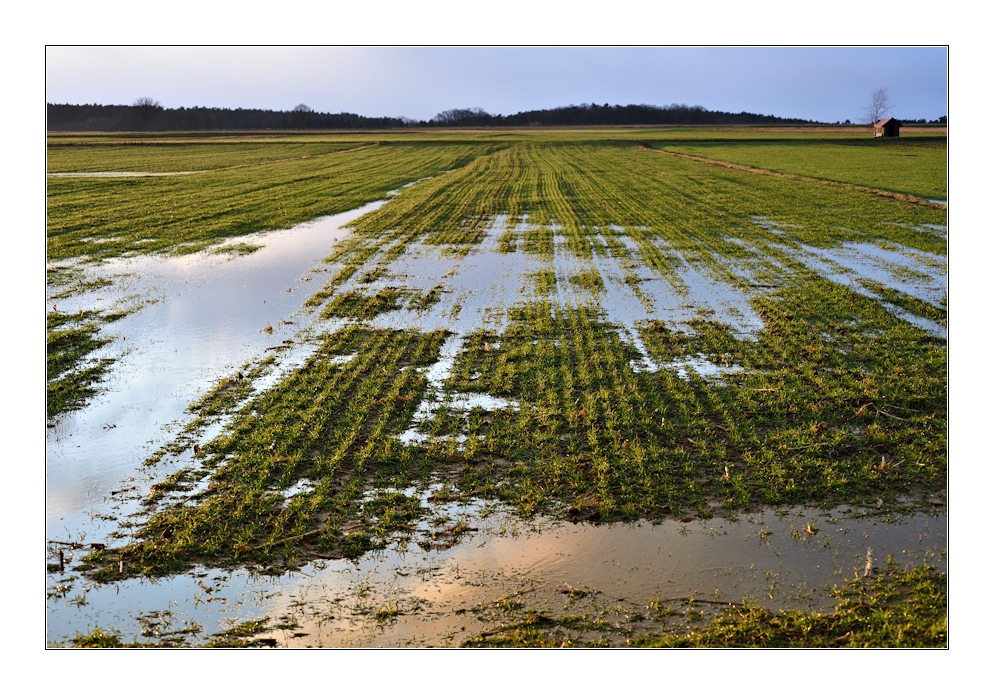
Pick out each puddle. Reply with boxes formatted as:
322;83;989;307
750;215;801;236
751;219;947;338
655;354;745;381
784;241;946;338
882;221;948;239
277;479;317;508
46;201;386;544
397;333;519;447
386;175;437;197
45;499;945;647
315;215;772;436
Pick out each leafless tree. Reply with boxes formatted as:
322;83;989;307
291;103;313;129
133;97;162;131
863;88;893;125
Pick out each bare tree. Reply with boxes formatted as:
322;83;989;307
863;88;893;125
291;103;313;129
133;97;162;131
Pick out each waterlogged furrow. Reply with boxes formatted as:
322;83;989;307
732;218;948;338
89;327;449;578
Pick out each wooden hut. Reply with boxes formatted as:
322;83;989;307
874;117;901;138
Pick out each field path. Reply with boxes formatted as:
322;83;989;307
644;146;947;210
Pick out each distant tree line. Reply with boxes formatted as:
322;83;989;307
46;102;409;131
428;103;816;127
47;100;945;132
897;117;947;125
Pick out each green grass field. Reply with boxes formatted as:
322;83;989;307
47;143;491;260
49;127;947;646
654;137;947;200
46;141;372;173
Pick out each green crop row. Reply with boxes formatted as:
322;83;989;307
46;308;125;419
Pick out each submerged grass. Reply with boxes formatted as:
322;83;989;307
46;308;126;419
61;615;288;648
463;565;945;648
638;566;946;647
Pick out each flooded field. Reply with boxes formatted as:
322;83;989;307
46;132;947;647
47;202;384;546
49;500;944;647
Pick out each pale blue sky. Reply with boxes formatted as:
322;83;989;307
46;47;947;123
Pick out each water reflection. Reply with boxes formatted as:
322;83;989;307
46;502;945;647
46;202;385;540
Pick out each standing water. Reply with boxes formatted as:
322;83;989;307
47;202;385;545
46;201;946;647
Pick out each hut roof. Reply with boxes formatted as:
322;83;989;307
874;117;902;127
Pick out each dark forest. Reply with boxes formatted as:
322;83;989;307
48;101;823;131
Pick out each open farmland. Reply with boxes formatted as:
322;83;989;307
46;141;375;174
653;136;947;201
46;128;947;647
